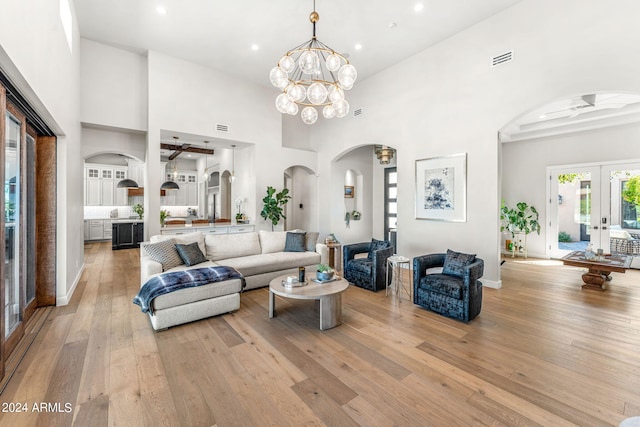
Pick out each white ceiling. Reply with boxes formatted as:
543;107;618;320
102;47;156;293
500;93;640;142
76;1;640;148
75;0;523;87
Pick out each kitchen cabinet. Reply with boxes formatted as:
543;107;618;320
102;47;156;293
84;163;128;206
84;220;90;240
112;221;144;250
89;220;105;240
161;170;198;206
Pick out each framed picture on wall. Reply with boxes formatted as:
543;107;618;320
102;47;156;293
344;185;354;198
415;153;467;222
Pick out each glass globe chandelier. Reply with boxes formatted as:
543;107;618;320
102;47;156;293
270;1;357;125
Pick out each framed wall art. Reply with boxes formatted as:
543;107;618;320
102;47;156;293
415;153;467;221
344;185;354;198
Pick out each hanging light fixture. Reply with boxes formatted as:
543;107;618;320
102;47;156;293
117;158;139;188
270;0;357;124
202;140;210;181
374;145;395;165
116;178;139;188
229;145;236;184
161;136;180;190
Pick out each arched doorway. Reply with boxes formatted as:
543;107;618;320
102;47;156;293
283;165;318;231
499;92;640;260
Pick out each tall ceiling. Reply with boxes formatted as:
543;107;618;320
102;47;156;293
75;0;522;87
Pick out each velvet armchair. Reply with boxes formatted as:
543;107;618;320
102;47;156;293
343;239;394;291
413;250;484;322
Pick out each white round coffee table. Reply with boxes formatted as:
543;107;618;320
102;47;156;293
269;274;349;330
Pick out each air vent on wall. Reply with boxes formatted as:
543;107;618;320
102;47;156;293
491;50;514;67
353;108;363;117
216;123;229;132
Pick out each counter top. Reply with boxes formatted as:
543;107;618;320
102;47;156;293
85;218;142;223
162;222;253;229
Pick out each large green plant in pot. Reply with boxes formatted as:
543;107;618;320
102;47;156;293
500;200;541;238
260;186;291;231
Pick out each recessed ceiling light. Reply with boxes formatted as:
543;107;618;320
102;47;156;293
354;43;362;51
388;22;397;29
251;44;260;51
156;5;167;15
539;114;547;119
414;3;424;12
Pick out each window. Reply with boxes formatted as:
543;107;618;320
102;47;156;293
59;0;73;53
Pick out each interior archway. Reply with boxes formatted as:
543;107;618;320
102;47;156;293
498;92;640;267
283;165;318;232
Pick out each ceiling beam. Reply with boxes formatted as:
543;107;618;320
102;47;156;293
161;143;214;160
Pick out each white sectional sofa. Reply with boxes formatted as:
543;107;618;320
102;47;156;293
139;230;327;330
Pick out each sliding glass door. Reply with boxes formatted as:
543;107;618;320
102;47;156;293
5;113;21;342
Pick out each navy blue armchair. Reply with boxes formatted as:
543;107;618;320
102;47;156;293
413;251;484;322
343;239;394;291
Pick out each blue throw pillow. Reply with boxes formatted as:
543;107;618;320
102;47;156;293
284;232;306;252
442;249;476;278
368;238;390;260
175;242;208;267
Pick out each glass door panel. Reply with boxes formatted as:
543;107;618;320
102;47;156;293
384;168;397;252
5;114;21;338
549;166;600;258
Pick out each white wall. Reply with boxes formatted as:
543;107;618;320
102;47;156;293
80;39;147;131
310;0;640;287
145;50;318;236
502;122;640;257
81;126;146;161
0;0;83;304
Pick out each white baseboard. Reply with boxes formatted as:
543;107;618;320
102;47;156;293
482;279;502;289
57;263;85;306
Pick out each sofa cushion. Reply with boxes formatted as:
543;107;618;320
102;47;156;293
144;239;184;271
305;232;319;251
205;232;261;261
151;231;206;256
285;232;306;252
217;251;321;277
442;249;476;278
347;258;373;276
259;230;287;254
175;242;208;267
368;238;390;260
610;227;634;240
419;274;463;299
151;276;244;310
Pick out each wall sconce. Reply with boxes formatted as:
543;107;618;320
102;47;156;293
374;145;395;165
558;195;563;205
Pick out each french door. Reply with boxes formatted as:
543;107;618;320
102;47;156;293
548;161;640;258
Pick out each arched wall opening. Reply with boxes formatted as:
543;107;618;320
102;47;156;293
498;91;640;266
283;165;318;232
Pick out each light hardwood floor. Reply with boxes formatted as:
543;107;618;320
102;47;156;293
1;242;639;426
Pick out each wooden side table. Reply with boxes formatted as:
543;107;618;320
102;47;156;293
326;242;342;271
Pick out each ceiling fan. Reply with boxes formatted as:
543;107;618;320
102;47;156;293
543;94;628;119
161;136;214;160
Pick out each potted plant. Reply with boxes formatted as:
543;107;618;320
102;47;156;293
160;209;169;227
351;210;361;220
316;264;334;281
260;186;291;231
500;200;541;254
500;201;541;237
133;203;144;219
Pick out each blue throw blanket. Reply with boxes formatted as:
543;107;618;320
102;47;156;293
133;266;245;314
